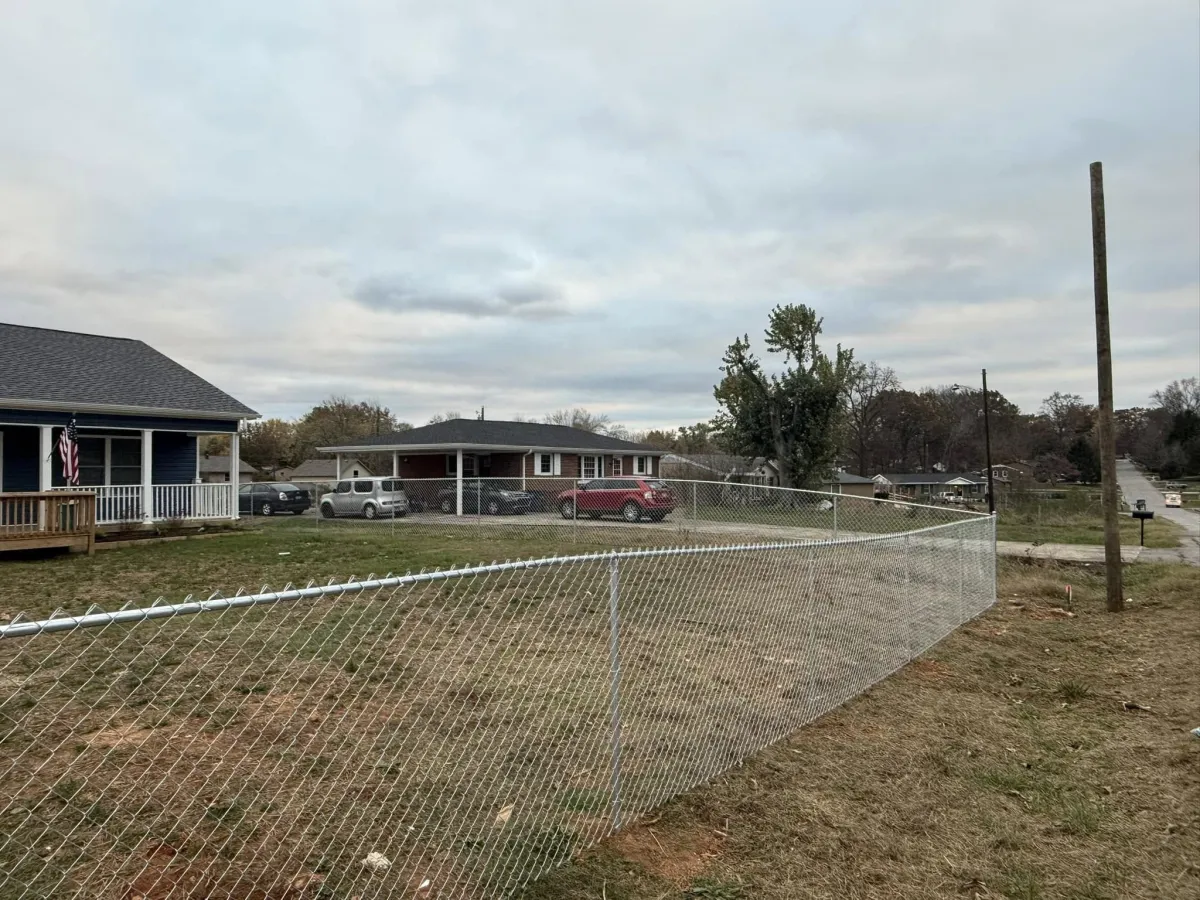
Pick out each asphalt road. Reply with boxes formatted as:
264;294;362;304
1116;458;1200;565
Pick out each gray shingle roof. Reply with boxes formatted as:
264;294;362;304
832;472;876;485
875;472;986;485
321;419;662;453
0;323;257;418
197;455;257;475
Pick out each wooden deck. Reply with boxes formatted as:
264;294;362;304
0;491;96;555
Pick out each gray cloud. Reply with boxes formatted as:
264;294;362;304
352;274;571;319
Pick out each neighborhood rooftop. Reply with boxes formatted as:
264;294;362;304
319;418;663;453
0;322;257;418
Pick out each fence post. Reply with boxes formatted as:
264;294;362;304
904;533;914;656
606;554;624;831
832;495;839;539
692;482;698;534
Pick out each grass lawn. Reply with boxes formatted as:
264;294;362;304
995;514;1182;548
0;521;660;621
523;559;1200;900
995;507;1183;548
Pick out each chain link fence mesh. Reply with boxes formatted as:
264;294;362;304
243;476;977;548
1;490;995;900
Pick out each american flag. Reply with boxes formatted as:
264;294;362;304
58;417;80;485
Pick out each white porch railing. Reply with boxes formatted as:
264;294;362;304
153;483;235;521
51;484;236;524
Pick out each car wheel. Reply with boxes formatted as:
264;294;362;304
560;500;576;519
363;503;378;520
440;498;454;514
622;501;642;523
320;503;335;519
259;502;273;517
486;500;501;515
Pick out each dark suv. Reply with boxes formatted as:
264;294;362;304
557;478;676;522
436;480;533;515
239;482;312;516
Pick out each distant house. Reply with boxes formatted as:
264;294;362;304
284;457;375;483
319;418;667;514
0;322;256;525
825;472;876;498
872;472;988;500
197;454;257;484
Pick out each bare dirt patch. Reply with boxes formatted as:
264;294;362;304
610;822;724;885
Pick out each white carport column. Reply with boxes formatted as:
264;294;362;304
456;448;463;517
38;426;54;490
392;451;399;478
141;429;155;523
335;453;342;481
229;430;240;520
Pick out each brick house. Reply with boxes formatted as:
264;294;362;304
319;419;666;513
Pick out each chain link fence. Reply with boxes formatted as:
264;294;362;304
242;477;980;549
0;505;995;900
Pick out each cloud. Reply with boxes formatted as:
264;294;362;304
352;274;571;319
0;0;1196;429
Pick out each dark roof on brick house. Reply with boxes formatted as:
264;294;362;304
319;419;663;454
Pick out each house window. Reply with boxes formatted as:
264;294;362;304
52;434;141;487
446;454;478;477
535;453;560;476
634;456;651;475
612;456;622;476
580;455;601;479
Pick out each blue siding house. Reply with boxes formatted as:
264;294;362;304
0;323;257;524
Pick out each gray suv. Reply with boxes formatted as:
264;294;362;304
318;478;410;519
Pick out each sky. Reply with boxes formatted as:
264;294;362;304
1;0;1197;430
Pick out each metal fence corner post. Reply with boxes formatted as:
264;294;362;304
606;553;624;832
832;495;839;539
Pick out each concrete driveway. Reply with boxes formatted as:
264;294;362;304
1116;458;1200;565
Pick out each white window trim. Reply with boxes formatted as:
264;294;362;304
534;452;561;476
634;455;652;476
580;454;602;480
612;456;622;476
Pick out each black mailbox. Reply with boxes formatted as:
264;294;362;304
1132;509;1154;547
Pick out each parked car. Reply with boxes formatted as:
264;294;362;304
557;478;676;522
436;480;532;515
239;482;311;516
318;478;410;519
1164;492;1182;508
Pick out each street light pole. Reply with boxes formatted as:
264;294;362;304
982;369;995;515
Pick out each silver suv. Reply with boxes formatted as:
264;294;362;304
318;478;410;519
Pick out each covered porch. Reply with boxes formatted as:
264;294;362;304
0;419;242;526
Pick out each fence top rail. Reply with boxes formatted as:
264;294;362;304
0;516;992;640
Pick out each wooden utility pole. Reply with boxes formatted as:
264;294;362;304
1090;161;1124;613
982;369;995;515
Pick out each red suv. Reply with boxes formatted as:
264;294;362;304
557;478;677;522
